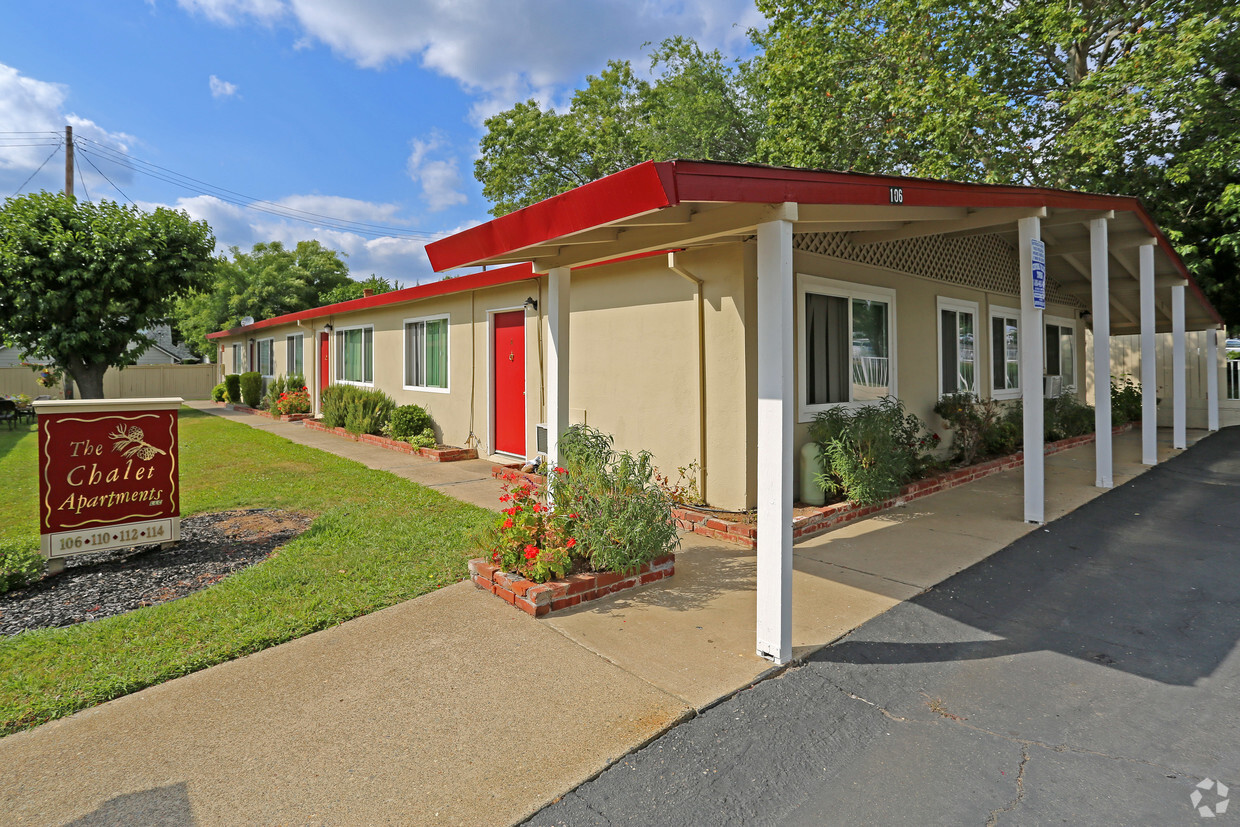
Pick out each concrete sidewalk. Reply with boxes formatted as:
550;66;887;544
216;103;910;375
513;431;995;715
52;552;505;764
0;407;1208;825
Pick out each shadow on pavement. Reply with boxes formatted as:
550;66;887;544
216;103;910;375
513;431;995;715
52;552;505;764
812;426;1240;687
62;783;195;826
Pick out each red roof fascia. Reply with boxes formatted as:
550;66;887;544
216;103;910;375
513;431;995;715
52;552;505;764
206;262;535;340
424;161;678;272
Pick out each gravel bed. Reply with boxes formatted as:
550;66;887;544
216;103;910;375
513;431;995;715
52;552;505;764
0;509;310;636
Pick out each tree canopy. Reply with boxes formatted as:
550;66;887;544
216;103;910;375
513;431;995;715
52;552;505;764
173;240;354;356
0;192;216;398
319;274;403;305
474;5;1240;326
475;37;762;216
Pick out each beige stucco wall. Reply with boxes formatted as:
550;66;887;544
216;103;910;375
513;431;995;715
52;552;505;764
211;237;1104;512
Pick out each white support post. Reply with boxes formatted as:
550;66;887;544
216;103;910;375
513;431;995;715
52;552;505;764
1090;218;1113;488
546;267;571;486
1139;244;1157;465
755;213;794;665
1019;216;1045;524
1172;284;1187;450
1207;327;1220;432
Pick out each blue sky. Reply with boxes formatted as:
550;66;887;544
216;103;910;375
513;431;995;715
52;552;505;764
0;0;761;283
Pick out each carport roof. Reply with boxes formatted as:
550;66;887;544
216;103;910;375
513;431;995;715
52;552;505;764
425;160;1222;333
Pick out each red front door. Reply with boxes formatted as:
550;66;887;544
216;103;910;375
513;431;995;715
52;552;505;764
493;311;525;456
319;332;330;405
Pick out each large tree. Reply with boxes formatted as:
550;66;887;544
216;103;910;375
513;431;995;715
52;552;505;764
475;37;762;216
755;0;1240;324
0;192;216;398
173;240;353;356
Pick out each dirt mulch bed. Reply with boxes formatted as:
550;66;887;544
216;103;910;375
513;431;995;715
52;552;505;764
0;509;310;637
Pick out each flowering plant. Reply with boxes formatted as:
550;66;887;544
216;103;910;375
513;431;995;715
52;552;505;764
490;471;584;583
272;386;311;416
22;362;61;389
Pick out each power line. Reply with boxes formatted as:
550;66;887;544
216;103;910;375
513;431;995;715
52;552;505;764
9;141;63;198
73;145;91;202
75;138;442;240
77;148;131;204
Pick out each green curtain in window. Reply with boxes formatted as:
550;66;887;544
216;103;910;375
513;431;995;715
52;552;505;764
425;319;447;388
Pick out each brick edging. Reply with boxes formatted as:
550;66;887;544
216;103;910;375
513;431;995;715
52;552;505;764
674;421;1138;548
301;419;478;462
468;554;675;617
220;402;313;422
491;463;547;485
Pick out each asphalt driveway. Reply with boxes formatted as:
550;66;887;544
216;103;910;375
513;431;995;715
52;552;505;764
531;427;1240;826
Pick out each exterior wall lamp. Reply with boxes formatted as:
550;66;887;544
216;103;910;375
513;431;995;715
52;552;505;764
523;297;538;311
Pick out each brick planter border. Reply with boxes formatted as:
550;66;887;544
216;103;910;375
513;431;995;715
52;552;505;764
219;402;313;423
468;554;675;617
674;422;1138;549
301;419;478;462
491;463;547;485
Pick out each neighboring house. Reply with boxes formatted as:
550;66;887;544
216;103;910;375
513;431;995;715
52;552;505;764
0;325;198;368
209;160;1226;664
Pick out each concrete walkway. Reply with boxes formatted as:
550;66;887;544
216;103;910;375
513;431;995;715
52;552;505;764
0;406;1208;825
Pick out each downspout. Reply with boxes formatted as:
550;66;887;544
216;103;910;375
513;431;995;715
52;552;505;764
667;252;708;504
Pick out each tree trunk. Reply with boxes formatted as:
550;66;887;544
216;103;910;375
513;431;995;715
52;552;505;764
69;363;108;399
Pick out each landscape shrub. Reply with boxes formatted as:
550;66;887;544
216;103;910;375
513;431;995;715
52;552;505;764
223;374;242;404
239;372;263;408
981;417;1021;457
211;383;227;402
809;398;936;506
272;386;311;417
320;385;394;435
488;473;579;583
390;405;434;440
1111;375;1142;425
934;392;1004;466
262;375;288;409
0;541;42;594
406;428;436;448
1044;392;1094;441
555;425;679;574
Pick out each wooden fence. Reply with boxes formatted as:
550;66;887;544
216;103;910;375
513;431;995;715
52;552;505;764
0;364;218;400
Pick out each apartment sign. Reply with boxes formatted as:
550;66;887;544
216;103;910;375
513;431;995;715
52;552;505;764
1031;238;1047;310
36;398;182;559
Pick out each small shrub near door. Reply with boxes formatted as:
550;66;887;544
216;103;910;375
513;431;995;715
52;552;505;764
320;385;395;435
934;392;1005;466
483;424;678;583
224;374;242;404
809;397;937;506
239;372;263;408
272;386;311;417
211;383;227;402
389;404;436;447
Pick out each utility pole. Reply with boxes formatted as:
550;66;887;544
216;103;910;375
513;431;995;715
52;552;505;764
65;125;74;198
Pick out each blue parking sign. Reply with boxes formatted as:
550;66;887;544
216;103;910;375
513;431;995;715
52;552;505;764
1031;238;1047;310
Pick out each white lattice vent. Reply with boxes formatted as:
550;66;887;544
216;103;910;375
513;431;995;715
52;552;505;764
794;231;1082;309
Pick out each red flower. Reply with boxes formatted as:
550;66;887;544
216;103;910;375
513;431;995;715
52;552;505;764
499;494;511;503
555;467;567;475
524;545;539;560
566;538;577;549
568;513;579;519
502;518;514;529
532;503;545;513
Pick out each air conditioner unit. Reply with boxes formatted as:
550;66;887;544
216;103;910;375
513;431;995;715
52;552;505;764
536;423;549;455
1043;375;1063;399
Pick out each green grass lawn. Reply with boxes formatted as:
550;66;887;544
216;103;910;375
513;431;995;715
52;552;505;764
0;407;495;736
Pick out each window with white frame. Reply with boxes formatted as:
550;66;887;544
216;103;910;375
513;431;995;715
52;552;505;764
1044;318;1076;395
989;306;1020;399
232;343;244;373
256;338;274;377
798;275;895;419
938;298;979;396
404;315;448;390
335;325;373;384
286;333;304;378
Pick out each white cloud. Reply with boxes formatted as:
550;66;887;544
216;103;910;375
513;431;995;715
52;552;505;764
143;193;440;282
174;0;285;25
179;0;763;111
0;62;136;197
406;132;467;212
208;75;239;98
